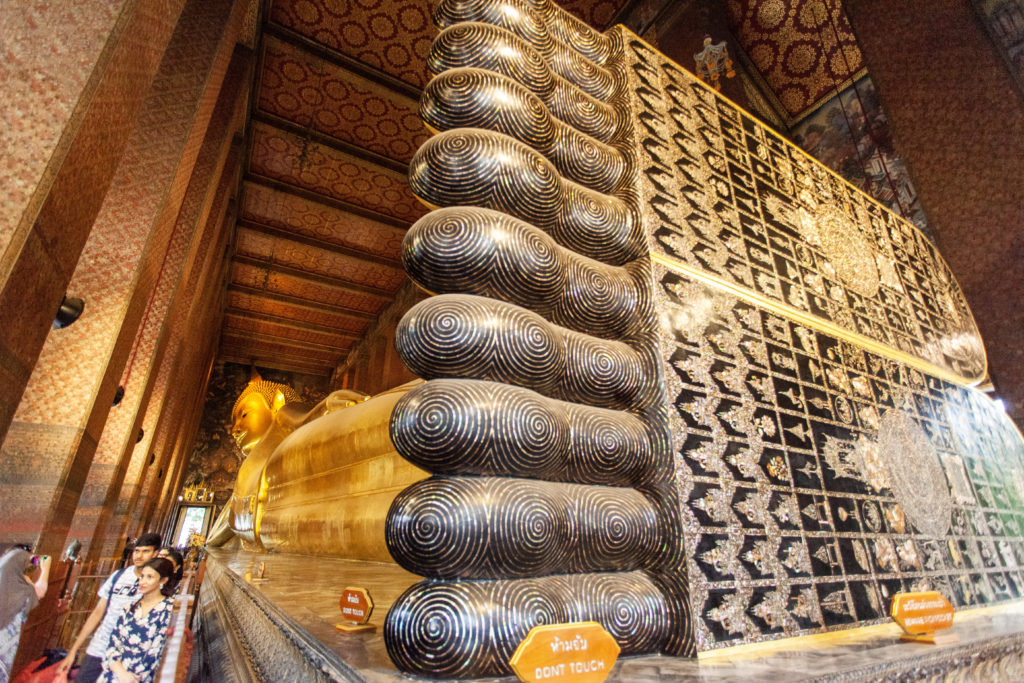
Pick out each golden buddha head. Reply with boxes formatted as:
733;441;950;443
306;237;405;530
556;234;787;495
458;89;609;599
231;379;300;453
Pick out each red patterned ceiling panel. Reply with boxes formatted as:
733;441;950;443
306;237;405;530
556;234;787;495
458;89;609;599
556;0;629;30
259;35;429;163
249;121;427;223
726;0;863;118
269;0;434;88
227;289;375;332
235;227;406;290
242;181;405;261
223;313;354;349
230;261;387;317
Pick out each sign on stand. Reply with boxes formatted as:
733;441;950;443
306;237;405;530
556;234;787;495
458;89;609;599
890;591;956;644
510;622;620;683
336;586;375;633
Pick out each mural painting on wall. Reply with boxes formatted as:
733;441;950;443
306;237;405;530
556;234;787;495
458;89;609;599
974;0;1024;92
790;75;929;233
183;361;329;506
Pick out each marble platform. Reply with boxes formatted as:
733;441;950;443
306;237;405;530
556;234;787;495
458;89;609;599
192;549;1024;682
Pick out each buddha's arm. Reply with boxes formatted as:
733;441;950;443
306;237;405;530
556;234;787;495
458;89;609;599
272;389;368;431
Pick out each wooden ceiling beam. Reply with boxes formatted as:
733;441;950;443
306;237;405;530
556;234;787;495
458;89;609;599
232;253;395;299
218;352;335;377
251;110;408;175
223;307;362;338
226;283;376;320
264;21;423;102
236;217;402;268
244;173;410;229
221;330;345;355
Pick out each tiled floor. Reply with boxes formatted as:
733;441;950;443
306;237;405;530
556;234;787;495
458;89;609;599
209;549;1024;681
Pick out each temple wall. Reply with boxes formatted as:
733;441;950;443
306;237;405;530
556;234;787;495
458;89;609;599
844;0;1024;433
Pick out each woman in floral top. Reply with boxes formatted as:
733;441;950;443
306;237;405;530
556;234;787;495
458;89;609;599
99;557;175;683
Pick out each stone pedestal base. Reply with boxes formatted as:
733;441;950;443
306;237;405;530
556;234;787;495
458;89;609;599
192;549;1024;681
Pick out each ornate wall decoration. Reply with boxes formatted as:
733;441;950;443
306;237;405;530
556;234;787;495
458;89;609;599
724;0;865;118
789;75;929;232
625;39;985;385
626;35;1024;649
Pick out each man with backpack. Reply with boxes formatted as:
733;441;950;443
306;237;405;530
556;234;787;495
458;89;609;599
56;533;162;682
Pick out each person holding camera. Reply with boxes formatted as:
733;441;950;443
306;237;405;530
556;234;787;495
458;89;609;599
0;547;51;682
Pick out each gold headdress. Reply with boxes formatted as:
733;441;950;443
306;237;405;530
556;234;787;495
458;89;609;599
232;379;302;416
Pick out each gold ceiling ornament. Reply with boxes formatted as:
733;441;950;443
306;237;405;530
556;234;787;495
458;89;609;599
758;0;787;29
180;480;214;503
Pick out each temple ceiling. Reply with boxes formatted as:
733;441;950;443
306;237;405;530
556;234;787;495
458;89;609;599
724;0;864;119
221;0;425;375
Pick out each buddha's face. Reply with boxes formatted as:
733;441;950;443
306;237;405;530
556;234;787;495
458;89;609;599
231;393;273;454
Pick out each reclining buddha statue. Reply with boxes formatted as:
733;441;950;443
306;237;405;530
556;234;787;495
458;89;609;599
206;375;428;560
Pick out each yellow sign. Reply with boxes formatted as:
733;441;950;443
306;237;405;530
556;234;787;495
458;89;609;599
336;586;375;633
510;622;620;683
890;591;954;643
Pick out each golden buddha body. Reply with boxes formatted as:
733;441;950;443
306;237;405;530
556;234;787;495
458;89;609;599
208;378;428;561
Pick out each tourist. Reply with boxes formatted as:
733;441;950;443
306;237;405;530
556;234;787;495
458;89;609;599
57;532;162;682
98;558;176;683
156;548;184;593
0;548;51;682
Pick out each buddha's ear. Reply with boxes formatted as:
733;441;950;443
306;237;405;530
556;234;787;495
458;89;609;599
271;390;287;414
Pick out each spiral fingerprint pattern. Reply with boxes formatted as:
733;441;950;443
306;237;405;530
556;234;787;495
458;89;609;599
384;476;490;574
384;571;670;678
383;580;493;678
409;130;642;265
488;575;567;661
428;23;618;141
404;207;645;338
421;69;626;192
546;44;616;100
387;476;658;579
434;0;552;59
391;378;657;485
540;1;613;65
385;0;695;673
433;0;615;78
396;295;653;409
568;484;660;572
